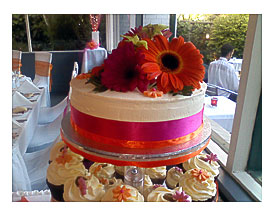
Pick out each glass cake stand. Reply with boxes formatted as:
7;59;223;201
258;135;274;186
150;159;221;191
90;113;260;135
60;112;211;168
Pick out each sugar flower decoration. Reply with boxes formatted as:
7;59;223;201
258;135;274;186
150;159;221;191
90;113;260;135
112;185;132;202
143;88;163;98
139;35;205;94
55;146;72;165
76;176;87;196
191;169;210;182
86;40;99;50
201;153;218;164
174;166;183;173
172;191;191;202
101;42;149;92
92;165;102;176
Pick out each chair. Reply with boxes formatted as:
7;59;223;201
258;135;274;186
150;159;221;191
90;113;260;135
37;62;78;124
206;84;218;96
206;83;238;102
12;50;22;72
33;52;53;107
23;135;62;190
23;63;79;190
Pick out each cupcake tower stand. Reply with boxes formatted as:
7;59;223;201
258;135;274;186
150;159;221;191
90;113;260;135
60;112;211;192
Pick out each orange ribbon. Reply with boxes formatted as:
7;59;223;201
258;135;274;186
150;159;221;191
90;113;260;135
12;58;22;73
35;61;53;91
60;130;210;167
70;117;203;149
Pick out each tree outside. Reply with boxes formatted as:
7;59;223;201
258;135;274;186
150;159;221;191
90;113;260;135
176;14;249;64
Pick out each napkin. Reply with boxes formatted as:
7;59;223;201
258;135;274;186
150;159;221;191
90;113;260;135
17;79;40;94
12;91;33;107
12;119;21;129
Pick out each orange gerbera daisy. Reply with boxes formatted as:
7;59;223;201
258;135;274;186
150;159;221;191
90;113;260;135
139;35;205;93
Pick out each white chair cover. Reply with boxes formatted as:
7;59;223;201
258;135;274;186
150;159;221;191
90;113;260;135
12;50;22;72
33;52;52;107
23;135;62;191
38;96;68;124
12;50;22;60
27;113;64;153
37;62;77;124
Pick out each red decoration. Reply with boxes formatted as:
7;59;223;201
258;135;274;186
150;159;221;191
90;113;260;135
90;14;102;32
211;97;218;106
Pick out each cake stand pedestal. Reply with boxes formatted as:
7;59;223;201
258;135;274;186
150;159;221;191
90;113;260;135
60;112;211;168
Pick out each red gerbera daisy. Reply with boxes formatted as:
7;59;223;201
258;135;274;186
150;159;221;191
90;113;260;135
139;35;205;94
101;41;149;92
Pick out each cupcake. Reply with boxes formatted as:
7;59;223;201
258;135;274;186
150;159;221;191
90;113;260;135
101;177;124;191
143;175;166;201
147;186;191;202
101;184;144;202
63;174;105;201
46;147;88;202
182;153;220;180
179;168;217;202
145;166;166;184
89;162;115;180
49;141;83;164
165;166;184;189
114;165;125;179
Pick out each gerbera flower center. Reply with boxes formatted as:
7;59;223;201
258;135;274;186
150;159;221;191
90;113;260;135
124;69;137;80
161;53;180;71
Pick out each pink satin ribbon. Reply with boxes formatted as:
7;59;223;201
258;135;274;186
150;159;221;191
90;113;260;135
70;105;203;142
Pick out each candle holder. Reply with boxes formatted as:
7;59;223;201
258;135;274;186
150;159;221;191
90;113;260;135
124;166;144;194
211;97;218;107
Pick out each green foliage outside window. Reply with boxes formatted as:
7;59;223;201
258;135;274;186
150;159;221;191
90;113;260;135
176;14;249;64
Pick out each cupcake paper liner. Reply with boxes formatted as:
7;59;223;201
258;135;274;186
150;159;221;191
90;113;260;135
46;179;64;202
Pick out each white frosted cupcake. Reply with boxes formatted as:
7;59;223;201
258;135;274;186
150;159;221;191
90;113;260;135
101;184;144;202
98;177;123;191
114;165;125;179
182;153;220;179
89;163;115;181
179;168;217;202
165;166;184;189
145;166;166;184
147;186;191;202
63;175;105;202
46;147;88;202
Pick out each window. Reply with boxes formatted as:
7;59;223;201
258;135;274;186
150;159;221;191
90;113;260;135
206;14;262;201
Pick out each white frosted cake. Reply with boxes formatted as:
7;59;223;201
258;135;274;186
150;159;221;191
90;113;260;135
69;77;206;153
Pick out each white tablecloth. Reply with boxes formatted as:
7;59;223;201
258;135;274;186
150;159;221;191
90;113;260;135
229;58;242;72
204;96;236;133
81;47;107;73
12;77;45;191
12;190;51;202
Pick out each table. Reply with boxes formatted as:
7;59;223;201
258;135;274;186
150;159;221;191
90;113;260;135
229;58;242;72
12;76;45;191
204;96;236;133
81;47;107;73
